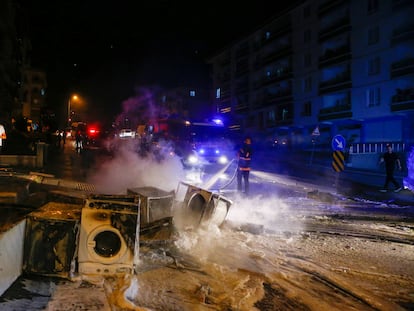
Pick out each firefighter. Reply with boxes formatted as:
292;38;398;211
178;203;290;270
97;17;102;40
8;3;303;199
237;137;252;195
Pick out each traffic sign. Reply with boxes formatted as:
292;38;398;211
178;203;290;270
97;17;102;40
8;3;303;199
331;134;346;151
312;126;320;136
332;150;345;172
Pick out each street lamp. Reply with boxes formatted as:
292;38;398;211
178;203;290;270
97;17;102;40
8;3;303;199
67;94;78;126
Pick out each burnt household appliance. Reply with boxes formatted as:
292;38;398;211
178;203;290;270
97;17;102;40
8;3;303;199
126;186;174;224
173;181;233;229
23;202;82;278
127;186;175;242
78;197;140;275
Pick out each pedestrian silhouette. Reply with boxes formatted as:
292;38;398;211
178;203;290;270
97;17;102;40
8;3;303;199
379;144;402;192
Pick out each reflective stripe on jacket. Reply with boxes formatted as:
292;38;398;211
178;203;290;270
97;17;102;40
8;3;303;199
238;146;251;171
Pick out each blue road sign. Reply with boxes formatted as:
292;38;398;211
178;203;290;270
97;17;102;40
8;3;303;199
331;134;346;151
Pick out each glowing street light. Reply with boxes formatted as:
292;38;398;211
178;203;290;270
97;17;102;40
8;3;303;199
67;94;79;126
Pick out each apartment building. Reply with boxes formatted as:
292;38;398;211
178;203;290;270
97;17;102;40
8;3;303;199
22;68;47;125
207;0;414;150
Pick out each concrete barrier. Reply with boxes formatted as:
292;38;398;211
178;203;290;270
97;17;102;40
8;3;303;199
0;220;26;296
0;142;48;168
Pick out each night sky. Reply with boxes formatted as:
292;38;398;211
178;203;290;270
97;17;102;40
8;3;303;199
24;1;294;125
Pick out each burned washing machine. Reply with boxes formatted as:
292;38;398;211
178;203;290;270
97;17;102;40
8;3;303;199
173;181;233;229
23;202;82;278
127;186;174;224
78;197;140;275
127;186;175;242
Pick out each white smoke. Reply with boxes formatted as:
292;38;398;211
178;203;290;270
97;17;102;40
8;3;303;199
89;138;184;194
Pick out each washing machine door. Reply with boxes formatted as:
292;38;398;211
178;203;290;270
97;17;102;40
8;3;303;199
87;225;130;264
201;195;232;226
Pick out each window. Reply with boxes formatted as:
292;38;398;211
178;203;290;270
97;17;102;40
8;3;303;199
216;88;220;99
304;29;311;43
304;53;312;67
267;110;275;123
366;88;380;107
189;90;196;97
367;0;379;14
304;76;312;92
303;5;310;19
303;101;312;116
368;57;381;75
368;26;379;45
282;108;288;120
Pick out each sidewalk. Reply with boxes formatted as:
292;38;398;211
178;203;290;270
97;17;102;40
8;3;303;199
254;149;414;207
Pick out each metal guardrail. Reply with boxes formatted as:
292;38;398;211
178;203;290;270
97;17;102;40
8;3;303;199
349;142;406;154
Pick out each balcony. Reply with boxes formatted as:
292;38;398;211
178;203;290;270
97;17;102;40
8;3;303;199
318;0;347;16
235;64;249;76
319;45;351;67
391;88;414;111
318;104;352;121
261;16;291;45
235;82;249;93
218;104;231;114
262;68;292;86
219;89;230;100
262;46;292;65
264;89;293;105
319;71;351;94
391;24;414;45
319;16;351;41
234;104;249;112
235;46;249;59
219;56;231;66
392;0;413;11
391;58;414;78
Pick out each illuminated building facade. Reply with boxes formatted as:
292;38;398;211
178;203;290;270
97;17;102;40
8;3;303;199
207;0;414;150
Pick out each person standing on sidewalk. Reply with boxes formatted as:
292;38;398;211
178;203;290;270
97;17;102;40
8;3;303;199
379;144;402;192
237;136;252;195
0;124;6;153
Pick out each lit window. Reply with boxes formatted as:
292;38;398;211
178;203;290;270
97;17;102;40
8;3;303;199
189;90;196;97
282;108;288;120
216;88;221;99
